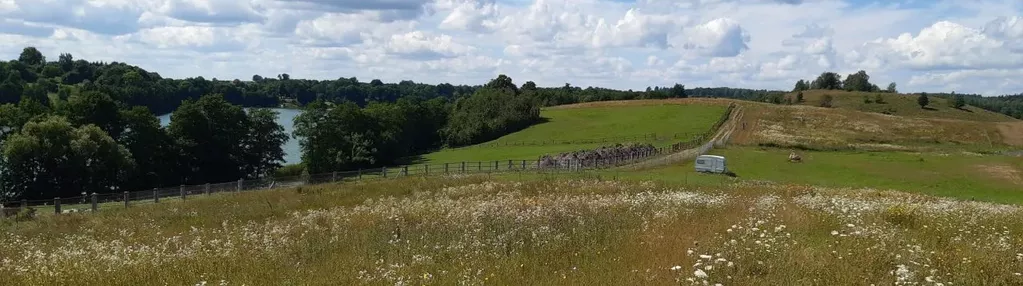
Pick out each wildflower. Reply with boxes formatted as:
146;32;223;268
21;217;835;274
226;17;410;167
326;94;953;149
699;255;713;260
670;265;682;271
694;269;708;279
831;231;839;236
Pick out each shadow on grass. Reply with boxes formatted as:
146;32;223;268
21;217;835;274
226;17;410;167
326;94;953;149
922;106;938;111
395;117;553;165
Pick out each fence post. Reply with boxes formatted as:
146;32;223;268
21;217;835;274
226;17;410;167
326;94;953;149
358;168;363;180
154;188;159;203
205;183;211;196
494;160;499;171
508;160;512;170
461;162;466;173
91;193;97;212
478;161;482;171
20;199;27;210
445;163;449;174
382;167;388;178
237;179;243;192
402;166;408;176
180;185;186;200
425;165;430;176
522;160;526;170
54;197;61;214
331;171;337;182
123;191;129;208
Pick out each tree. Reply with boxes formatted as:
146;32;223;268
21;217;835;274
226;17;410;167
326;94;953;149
842;70;872;92
886;82;897;93
792;80;809;92
118;106;181;190
669;83;687;98
951;94;966;109
242;108;288;179
917;93;930;109
810;72;842;90
819;94;834;108
252;74;263;82
18;47;44;66
58;53;74;72
294;101;378;173
168;94;252;184
2;116;133;200
64;91;123;139
796;91;804;103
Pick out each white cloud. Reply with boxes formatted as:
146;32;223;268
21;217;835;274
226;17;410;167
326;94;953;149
680;18;750;57
1;0;1022;95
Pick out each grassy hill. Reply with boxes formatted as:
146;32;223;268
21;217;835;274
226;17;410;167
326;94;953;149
786;90;1016;122
730;95;1023;152
408;100;731;164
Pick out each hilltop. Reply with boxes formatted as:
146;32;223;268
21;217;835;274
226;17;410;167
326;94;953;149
785;90;1017;122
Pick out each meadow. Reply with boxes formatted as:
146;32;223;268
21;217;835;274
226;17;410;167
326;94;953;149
411;103;728;164
613;146;1023;204
3;177;1023;285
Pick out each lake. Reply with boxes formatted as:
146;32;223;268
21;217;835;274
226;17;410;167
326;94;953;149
158;108;304;165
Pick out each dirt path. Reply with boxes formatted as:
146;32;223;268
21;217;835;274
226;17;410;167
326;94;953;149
997;122;1023;146
975;163;1023;186
620;105;745;170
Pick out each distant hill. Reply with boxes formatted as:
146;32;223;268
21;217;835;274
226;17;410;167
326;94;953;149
783;90;1018;122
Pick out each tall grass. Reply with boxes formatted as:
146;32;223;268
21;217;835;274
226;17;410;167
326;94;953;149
1;177;1022;285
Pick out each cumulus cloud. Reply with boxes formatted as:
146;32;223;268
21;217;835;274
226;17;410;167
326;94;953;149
853;20;1023;71
0;0;1021;95
680;18;750;57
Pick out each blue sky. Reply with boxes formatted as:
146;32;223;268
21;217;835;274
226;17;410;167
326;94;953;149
0;0;1022;95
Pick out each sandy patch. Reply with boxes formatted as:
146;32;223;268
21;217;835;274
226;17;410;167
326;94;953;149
996;122;1023;146
976;163;1023;186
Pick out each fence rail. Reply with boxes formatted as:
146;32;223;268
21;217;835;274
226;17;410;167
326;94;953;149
0;103;738;218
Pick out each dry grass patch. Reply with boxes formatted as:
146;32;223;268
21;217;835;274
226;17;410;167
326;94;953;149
730;103;1008;150
3;178;1023;285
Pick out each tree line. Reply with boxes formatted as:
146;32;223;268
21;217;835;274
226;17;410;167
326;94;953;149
0;47;701;202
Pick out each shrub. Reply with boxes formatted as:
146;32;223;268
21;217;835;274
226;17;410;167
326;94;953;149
862;95;872;104
274;163;306;179
874;94;885;104
882;204;917;228
819;94;834;108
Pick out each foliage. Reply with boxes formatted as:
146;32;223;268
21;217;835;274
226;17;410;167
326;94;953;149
2;116;134;200
874;94;885;104
810;72;843;90
819;94;834;108
444;75;541;147
842;70;875;92
917;93;930;108
886;82;897;93
949;94;966;109
796;92;804;103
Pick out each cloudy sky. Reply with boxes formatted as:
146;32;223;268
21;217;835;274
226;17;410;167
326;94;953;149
1;0;1021;95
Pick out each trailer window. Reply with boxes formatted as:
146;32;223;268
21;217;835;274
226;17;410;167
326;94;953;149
696;160;705;164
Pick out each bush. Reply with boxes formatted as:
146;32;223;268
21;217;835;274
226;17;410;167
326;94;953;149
874;94;885;104
819;94;834;108
274;163;306;179
862;95;872;104
882;204;917;228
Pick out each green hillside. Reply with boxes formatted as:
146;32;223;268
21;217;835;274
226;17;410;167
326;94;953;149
409;102;729;164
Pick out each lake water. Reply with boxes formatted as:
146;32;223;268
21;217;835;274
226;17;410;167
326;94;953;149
157;108;304;165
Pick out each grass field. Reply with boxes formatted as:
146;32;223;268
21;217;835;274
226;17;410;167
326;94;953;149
410;102;728;164
614;146;1023;204
4;177;1023;285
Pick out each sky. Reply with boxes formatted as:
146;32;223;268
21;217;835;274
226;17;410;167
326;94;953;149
1;0;1022;96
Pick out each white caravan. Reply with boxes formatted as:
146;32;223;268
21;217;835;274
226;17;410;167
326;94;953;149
694;155;727;174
